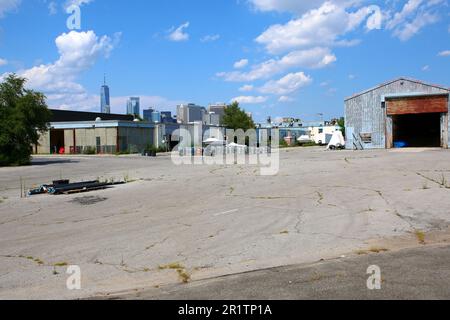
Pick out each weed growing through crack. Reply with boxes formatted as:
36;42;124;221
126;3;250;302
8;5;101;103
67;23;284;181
177;269;191;284
159;262;191;284
415;230;426;245
159;262;184;270
54;262;68;267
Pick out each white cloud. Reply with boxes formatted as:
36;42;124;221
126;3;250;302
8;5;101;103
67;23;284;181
230;95;268;104
200;34;220;42
255;2;383;54
348;74;356;80
63;0;93;9
0;0;21;18
438;50;450;57
234;59;249;69
387;0;423;30
239;84;254;92
278;95;294;102
259;72;312;95
1;30;120;111
386;0;444;41
168;22;190;42
422;65;430;71
0;58;7;66
217;47;335;82
393;11;439;41
248;0;354;15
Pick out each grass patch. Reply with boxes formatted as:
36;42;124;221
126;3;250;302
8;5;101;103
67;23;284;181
177;269;191;284
355;247;389;255
22;256;44;265
159;262;191;284
159;262;184;270
54;262;68;267
368;247;389;254
415;230;426;245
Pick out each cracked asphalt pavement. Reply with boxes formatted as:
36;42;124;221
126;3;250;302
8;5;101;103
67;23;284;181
0;147;449;299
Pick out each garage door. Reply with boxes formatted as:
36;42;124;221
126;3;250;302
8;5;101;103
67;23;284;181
386;95;448;115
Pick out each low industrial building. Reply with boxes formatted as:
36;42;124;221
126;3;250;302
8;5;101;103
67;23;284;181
35;110;155;154
345;78;450;149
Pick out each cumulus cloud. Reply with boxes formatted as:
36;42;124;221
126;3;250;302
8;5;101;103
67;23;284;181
234;59;249;69
230;95;268;104
259;72;312;95
438;50;450;57
0;0;21;18
386;0;444;41
168;22;190;42
256;2;383;54
1;30;120;110
217;47;335;82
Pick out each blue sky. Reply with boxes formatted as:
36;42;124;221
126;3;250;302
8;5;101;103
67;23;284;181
0;0;449;122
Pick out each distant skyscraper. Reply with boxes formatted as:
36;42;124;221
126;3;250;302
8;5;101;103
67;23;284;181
143;108;154;122
100;76;110;114
208;103;227;125
176;103;206;123
127;97;140;117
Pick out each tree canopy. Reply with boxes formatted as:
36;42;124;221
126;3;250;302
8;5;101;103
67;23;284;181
222;101;255;131
0;74;51;166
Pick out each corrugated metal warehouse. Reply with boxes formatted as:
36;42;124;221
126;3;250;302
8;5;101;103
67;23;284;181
345;78;450;149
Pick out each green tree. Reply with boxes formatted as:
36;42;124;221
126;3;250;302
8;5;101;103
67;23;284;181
222;101;255;131
337;117;345;138
0;74;51;166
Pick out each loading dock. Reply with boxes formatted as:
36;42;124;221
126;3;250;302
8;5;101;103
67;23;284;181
385;94;449;149
392;113;441;148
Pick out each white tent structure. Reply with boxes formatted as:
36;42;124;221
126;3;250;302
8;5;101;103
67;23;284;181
327;131;346;150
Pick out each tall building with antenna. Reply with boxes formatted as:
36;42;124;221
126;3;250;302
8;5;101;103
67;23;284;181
100;75;111;114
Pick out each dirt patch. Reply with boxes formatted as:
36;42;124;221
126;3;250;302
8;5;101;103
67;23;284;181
364;226;450;253
69;196;108;206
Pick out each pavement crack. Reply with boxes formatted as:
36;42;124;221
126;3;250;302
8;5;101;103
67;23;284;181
294;211;304;234
145;236;170;251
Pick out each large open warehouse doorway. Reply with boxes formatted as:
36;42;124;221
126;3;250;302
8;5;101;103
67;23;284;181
386;94;449;149
392;113;441;147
